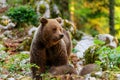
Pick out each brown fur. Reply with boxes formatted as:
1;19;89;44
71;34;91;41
80;64;99;76
49;65;77;75
48;63;99;77
30;18;71;80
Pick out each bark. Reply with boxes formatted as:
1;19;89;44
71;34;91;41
109;0;115;35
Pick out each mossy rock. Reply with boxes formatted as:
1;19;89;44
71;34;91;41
39;4;46;14
71;30;84;40
84;45;100;64
63;20;72;29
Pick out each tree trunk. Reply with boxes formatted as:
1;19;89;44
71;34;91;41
109;0;115;35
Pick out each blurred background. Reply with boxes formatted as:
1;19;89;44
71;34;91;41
0;0;120;38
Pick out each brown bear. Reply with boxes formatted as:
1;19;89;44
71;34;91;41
49;64;100;77
49;64;77;75
30;17;72;80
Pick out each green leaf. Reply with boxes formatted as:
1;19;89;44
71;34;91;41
115;46;120;53
108;54;116;60
95;61;102;65
72;48;79;53
94;39;105;45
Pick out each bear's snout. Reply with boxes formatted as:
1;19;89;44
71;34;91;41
60;34;64;38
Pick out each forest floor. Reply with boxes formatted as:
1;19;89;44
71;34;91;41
0;27;92;80
0;26;120;80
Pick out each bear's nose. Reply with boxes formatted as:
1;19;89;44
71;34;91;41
60;34;64;38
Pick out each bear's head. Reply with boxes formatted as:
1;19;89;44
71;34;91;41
40;17;64;47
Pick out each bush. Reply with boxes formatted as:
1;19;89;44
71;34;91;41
7;5;39;26
85;39;120;71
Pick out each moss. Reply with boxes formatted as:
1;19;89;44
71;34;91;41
84;45;100;64
72;30;84;40
39;4;46;14
63;20;72;30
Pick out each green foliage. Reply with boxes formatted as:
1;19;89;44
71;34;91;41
70;0;120;37
0;44;6;51
85;39;120;71
0;45;7;66
96;46;120;71
115;7;120;38
70;0;109;36
115;0;120;6
72;30;83;40
94;39;105;45
0;53;29;73
0;52;34;79
0;52;8;66
41;73;61;80
7;0;23;6
84;45;100;64
7;53;30;72
72;48;79;53
6;5;39;26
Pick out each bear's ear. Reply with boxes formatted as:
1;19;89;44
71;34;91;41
40;17;48;24
56;17;62;23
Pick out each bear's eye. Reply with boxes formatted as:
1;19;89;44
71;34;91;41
60;28;63;32
53;28;57;32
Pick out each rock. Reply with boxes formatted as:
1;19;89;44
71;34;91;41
74;35;94;58
28;27;37;36
85;76;96;80
84;45;100;64
19;76;32;80
0;34;5;41
3;30;13;39
116;74;120;80
0;1;8;13
94;69;103;77
61;19;76;34
74;34;118;59
20;51;30;54
36;0;50;18
7;78;15;80
0;15;10;25
97;34;118;48
0;74;8;79
3;22;16;30
52;4;60;16
0;15;16;29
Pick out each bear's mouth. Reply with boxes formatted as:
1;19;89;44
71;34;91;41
53;36;63;42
